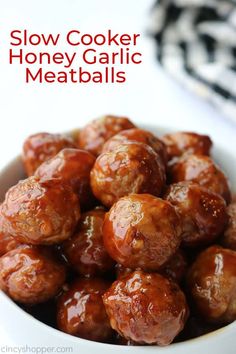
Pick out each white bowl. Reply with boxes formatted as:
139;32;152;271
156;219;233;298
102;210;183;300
0;125;236;353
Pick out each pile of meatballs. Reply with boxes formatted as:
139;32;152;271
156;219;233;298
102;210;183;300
0;115;235;346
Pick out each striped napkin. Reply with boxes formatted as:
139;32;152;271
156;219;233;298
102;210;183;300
149;0;236;122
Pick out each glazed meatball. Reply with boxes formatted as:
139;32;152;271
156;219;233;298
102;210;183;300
57;278;113;342
35;148;96;210
0;246;66;304
221;203;236;250
90;142;166;208
62;208;115;277
0;176;80;245
161;132;212;161
170;154;231;203
103;194;182;271
165;182;227;247
78;115;136;156
187;246;236;324
22;132;76;176
102;128;167;166
103;270;189;345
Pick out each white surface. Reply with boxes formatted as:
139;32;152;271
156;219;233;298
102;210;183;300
0;0;236;349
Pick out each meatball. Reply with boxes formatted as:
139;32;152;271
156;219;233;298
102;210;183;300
103;270;189;345
22;132;75;176
57;278;113;342
0;246;66;304
62;208;115;277
103;194;182;271
221;203;236;251
78;115;136;156
187;245;236;324
35;148;96;210
102;128;167;166
0;176;80;245
170;154;231;203
161;132;212;161
165;182;228;247
90;142;166;208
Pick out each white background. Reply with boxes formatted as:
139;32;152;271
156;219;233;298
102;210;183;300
0;0;236;345
0;0;235;170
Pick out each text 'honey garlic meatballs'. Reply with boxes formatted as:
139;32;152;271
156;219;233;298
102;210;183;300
103;194;182;271
165;182;228;248
103;270;189;345
170;154;231;203
161;132;212;161
0;246;66;304
220;203;236;251
57;278;113;343
62;207;115;277
22;132;76;176
78;115;136;156
102;128;168;166
35;148;96;210
187;246;236;324
90;142;166;208
0;177;80;245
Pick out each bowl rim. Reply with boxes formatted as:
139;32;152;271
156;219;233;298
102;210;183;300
0;125;235;349
0;288;235;349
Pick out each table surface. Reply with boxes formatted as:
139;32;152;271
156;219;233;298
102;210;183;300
0;0;236;346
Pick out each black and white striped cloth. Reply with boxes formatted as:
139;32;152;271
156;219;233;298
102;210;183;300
149;0;236;121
